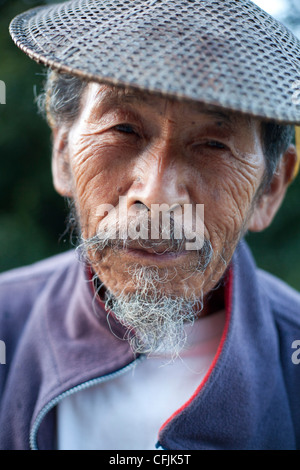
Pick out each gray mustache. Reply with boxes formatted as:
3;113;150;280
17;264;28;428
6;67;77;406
80;231;213;273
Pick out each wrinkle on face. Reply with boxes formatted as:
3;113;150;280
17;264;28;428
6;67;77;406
63;82;267;298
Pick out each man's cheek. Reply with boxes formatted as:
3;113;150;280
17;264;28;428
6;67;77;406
96;260;132;294
71;172;113;236
204;207;245;248
213;175;257;228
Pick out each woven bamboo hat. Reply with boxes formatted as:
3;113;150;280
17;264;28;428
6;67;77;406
9;0;300;126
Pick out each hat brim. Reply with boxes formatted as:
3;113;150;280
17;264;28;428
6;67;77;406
9;0;300;125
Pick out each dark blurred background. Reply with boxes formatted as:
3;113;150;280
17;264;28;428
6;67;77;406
1;0;300;289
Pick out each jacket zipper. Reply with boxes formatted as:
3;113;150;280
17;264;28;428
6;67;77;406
29;356;145;450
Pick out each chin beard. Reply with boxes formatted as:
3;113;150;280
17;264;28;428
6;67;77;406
102;264;204;359
76;212;214;358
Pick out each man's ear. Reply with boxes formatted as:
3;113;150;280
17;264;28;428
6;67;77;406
248;145;298;232
52;126;73;197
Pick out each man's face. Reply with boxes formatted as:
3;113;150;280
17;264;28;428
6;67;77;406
54;82;268;353
62;83;265;295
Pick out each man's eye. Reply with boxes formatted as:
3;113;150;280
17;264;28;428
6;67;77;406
114;124;137;134
206;141;226;149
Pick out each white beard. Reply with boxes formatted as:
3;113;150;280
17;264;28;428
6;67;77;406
78;224;214;358
103;264;204;359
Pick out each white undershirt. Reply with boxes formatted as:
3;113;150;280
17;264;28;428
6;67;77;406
57;310;225;450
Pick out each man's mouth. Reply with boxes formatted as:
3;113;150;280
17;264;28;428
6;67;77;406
122;242;189;262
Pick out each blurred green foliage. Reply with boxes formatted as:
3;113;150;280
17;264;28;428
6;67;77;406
1;0;300;291
0;0;69;271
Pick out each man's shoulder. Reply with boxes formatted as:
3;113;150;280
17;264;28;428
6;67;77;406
0;250;76;288
257;268;300;328
237;241;300;327
0;250;77;326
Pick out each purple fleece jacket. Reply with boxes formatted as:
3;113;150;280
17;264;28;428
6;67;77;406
0;240;300;450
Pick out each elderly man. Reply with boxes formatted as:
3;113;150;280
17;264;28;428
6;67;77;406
1;0;300;450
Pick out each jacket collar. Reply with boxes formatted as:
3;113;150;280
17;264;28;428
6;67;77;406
12;241;295;449
158;241;295;449
29;253;136;449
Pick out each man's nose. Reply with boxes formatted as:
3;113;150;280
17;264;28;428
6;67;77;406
126;141;191;210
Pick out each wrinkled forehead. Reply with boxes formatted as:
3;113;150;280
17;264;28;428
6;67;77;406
81;81;255;128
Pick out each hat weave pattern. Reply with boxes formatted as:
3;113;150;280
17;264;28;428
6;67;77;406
9;0;300;124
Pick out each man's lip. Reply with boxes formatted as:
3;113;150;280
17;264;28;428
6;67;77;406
123;246;189;261
129;245;173;255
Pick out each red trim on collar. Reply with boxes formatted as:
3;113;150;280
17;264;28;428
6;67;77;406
86;262;234;431
86;265;119;320
158;266;233;434
85;265;107;308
